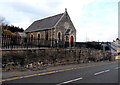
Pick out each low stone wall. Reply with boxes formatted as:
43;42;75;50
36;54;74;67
2;48;112;71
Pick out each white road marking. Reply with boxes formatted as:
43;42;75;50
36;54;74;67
94;71;105;75
57;77;83;85
115;67;120;69
104;69;110;72
94;69;110;76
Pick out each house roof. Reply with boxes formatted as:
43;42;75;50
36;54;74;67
25;13;64;33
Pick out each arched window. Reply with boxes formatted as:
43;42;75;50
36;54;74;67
58;32;61;41
38;34;40;40
31;34;34;42
31;35;33;39
45;31;48;40
66;36;69;41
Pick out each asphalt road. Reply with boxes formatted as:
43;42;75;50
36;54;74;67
2;61;120;85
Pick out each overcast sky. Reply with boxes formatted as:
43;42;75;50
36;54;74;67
0;0;119;42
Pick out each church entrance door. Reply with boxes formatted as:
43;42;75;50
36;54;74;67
70;36;74;47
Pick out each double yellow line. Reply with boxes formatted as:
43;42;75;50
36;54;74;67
0;61;117;82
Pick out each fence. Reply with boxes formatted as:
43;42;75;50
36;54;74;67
1;35;111;50
2;35;70;49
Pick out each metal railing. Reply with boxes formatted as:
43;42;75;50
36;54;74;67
2;35;70;49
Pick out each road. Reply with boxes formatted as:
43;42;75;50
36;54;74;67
2;61;120;85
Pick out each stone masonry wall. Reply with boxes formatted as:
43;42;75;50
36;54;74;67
2;48;112;71
27;29;52;40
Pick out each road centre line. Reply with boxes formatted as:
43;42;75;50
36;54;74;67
94;69;110;76
115;67;120;69
57;77;83;85
104;69;110;72
1;61;117;82
94;71;105;75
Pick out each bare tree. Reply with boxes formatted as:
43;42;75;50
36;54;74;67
0;16;9;31
0;16;7;26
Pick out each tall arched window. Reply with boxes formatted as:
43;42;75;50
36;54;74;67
38;34;40;40
31;35;33;39
31;34;34;42
58;32;61;41
66;36;69;41
45;31;48;40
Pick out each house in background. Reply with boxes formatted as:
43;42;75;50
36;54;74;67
25;9;76;47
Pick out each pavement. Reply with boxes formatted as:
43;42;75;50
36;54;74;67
2;60;116;79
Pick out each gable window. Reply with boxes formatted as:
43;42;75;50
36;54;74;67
45;31;48;40
38;34;40;40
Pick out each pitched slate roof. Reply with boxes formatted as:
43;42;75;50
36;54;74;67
25;13;64;33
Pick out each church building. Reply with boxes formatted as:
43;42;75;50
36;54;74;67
25;9;76;47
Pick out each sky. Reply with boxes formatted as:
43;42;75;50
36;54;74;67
0;0;119;42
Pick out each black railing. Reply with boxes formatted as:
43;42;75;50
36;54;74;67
2;35;70;49
2;35;110;50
